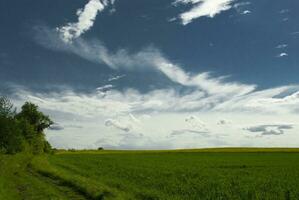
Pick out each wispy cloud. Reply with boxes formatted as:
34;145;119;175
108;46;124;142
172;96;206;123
33;25;299;116
169;129;210;137
279;9;289;14
9;84;299;149
233;1;251;15
105;119;131;132
244;124;293;136
56;0;114;43
277;52;288;58
241;10;251;15
173;0;235;25
35;26;256;98
11;83;299;123
276;44;288;49
49;123;64;131
96;84;114;91
108;75;126;82
233;2;251;8
185;116;208;131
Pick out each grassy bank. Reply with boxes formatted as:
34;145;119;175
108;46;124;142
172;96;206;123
1;148;299;199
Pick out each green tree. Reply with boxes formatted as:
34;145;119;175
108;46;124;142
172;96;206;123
0;116;26;154
0;97;24;153
0;96;16;118
16;102;54;154
0;98;54;154
16;102;53;133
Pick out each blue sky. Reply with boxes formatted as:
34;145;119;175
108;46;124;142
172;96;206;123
1;0;299;149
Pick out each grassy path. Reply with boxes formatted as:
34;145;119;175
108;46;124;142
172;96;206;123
0;154;90;200
28;169;89;200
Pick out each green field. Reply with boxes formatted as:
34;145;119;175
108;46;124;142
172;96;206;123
1;149;299;200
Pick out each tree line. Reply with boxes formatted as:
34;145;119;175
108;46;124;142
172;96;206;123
0;96;53;154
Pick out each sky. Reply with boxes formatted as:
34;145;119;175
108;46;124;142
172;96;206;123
1;0;299;149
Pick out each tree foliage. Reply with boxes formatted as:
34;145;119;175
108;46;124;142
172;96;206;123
0;97;54;154
16;102;53;133
0;96;16;118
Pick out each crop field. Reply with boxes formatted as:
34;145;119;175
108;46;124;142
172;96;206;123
1;148;299;200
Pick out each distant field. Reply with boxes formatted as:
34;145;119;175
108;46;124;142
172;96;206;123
1;148;299;199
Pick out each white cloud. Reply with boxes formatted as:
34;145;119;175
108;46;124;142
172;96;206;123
282;18;289;22
277;52;288;58
129;113;141;124
233;1;251;15
241;10;251;15
13;85;299;119
244;124;293;136
108;75;126;82
279;9;289;14
9;79;299;149
174;0;235;25
35;27;256;98
168;17;177;22
56;0;114;43
96;84;114;91
233;2;251;8
185;116;207;131
276;44;288;49
169;129;210;137
49;123;64;131
30;27;299;118
105;119;131;132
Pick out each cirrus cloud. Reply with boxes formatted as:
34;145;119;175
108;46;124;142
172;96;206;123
244;124;293;136
173;0;235;25
57;0;115;43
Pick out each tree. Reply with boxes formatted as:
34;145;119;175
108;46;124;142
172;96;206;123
16;102;54;154
0;97;16;118
0;97;23;153
16;102;53;133
0;116;26;154
0;98;54;154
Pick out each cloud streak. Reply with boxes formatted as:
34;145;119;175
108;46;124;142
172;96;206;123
170;129;210;137
24;26;299;116
56;0;113;43
173;0;235;25
277;53;288;58
105;119;131;132
108;75;126;82
244;124;293;136
35;26;256;99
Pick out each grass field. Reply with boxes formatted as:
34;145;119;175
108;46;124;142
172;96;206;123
1;148;299;200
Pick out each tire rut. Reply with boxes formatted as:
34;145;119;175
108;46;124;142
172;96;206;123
27;168;91;200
